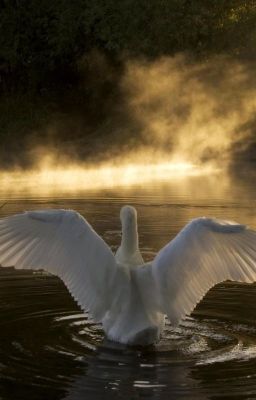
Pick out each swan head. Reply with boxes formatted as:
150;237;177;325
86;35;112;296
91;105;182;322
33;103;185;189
120;205;137;229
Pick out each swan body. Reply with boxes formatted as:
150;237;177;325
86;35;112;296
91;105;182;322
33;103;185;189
0;206;256;345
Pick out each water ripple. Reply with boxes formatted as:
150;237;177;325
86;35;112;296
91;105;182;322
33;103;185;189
1;270;256;399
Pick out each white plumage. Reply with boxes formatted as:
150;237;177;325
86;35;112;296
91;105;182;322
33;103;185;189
0;205;256;345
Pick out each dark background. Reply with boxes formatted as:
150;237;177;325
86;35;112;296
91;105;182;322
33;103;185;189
0;0;255;168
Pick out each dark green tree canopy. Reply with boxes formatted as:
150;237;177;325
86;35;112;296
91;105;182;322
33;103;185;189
0;0;255;168
0;0;255;91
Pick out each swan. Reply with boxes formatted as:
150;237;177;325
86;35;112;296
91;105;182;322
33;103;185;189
0;205;255;345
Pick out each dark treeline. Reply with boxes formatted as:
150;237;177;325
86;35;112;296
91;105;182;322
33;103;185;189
0;0;256;166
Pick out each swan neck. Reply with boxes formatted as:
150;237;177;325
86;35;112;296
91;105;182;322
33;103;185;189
121;217;139;254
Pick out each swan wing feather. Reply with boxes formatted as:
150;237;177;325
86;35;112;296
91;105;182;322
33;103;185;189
0;209;124;320
152;217;256;326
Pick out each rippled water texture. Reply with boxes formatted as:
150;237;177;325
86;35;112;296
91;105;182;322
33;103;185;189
0;172;256;399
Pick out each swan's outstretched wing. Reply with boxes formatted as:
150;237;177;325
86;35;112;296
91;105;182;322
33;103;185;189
0;209;126;320
152;217;256;326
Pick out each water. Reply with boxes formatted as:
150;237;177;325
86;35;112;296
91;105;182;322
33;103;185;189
0;172;256;399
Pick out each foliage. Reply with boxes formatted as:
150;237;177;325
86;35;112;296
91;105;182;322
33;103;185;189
0;0;256;92
0;0;255;166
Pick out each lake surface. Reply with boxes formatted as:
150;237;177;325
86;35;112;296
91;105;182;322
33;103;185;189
0;171;256;399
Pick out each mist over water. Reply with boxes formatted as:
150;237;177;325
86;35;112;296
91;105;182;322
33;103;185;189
121;55;256;166
1;54;256;176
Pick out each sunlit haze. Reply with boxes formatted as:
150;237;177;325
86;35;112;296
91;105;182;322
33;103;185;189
0;157;218;195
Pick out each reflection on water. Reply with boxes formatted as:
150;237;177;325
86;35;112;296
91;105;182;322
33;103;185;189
0;171;256;399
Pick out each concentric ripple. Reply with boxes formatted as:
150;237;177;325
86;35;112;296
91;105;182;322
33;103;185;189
1;269;256;399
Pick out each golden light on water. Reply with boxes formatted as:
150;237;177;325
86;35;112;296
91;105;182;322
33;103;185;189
0;159;217;195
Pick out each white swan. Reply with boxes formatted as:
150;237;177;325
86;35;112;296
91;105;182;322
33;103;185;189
0;205;256;345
